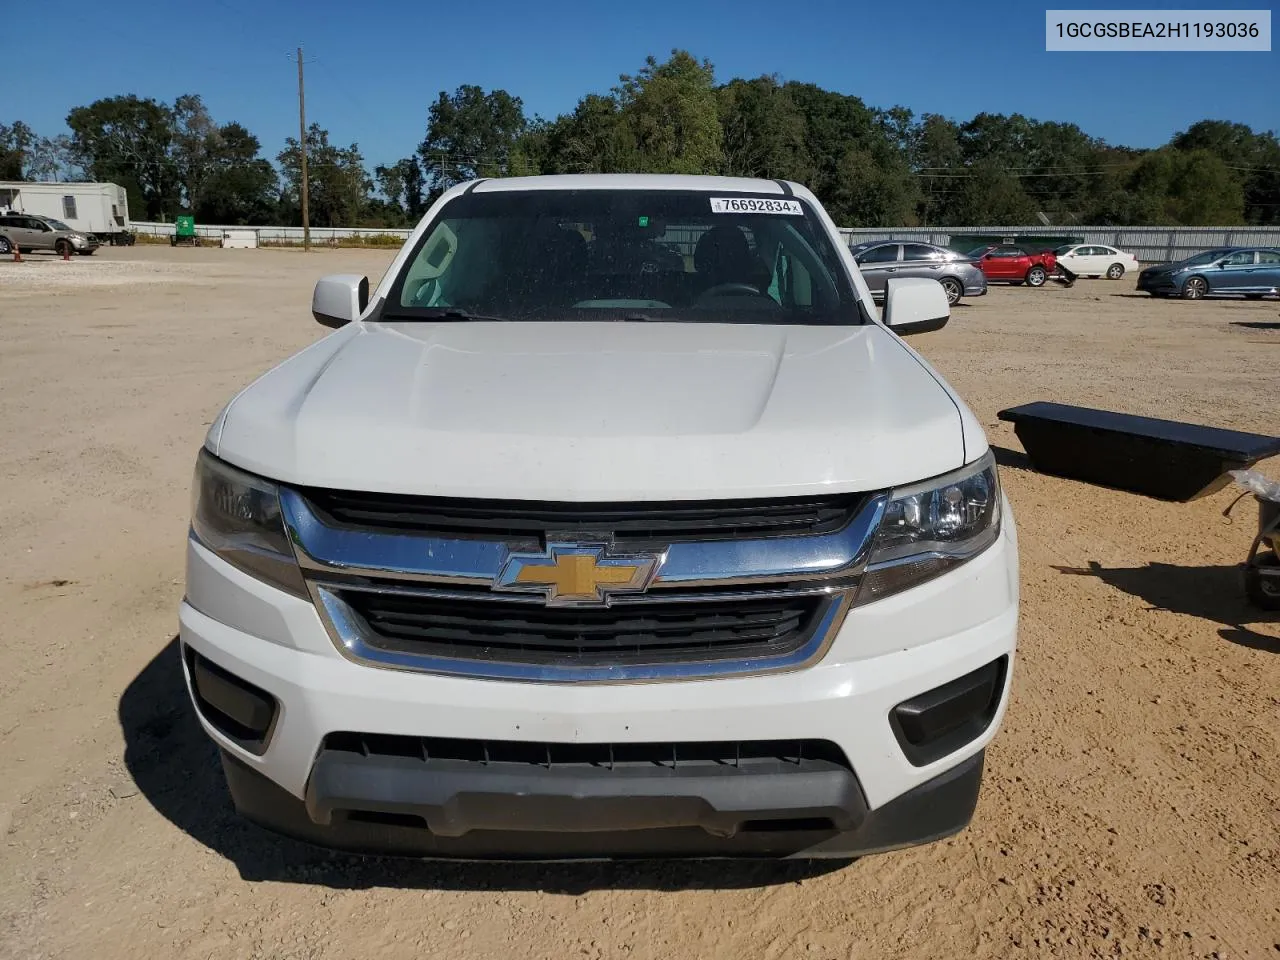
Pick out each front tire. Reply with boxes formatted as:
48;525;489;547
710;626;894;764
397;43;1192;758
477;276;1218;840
1182;276;1208;299
1026;266;1047;287
0;236;10;254
1106;263;1125;279
939;277;963;305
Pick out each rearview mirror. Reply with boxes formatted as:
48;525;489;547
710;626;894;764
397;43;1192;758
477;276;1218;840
313;274;369;328
882;277;949;336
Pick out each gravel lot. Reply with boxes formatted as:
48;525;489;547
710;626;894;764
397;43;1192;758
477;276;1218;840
1;246;1277;960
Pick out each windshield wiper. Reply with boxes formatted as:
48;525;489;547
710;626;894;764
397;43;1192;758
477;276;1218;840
383;308;511;322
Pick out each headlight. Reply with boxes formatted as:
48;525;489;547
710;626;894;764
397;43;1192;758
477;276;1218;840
855;451;1001;605
190;449;307;596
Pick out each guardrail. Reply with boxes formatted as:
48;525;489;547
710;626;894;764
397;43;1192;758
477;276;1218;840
130;222;412;244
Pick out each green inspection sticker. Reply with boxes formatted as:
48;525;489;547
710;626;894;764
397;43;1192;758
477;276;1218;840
638;216;649;227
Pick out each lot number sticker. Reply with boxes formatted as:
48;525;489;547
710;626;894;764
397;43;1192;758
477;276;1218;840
710;197;803;215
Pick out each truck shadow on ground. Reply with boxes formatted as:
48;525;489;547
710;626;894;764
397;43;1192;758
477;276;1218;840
119;638;853;892
1052;560;1279;654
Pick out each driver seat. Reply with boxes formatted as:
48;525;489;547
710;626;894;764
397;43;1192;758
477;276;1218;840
694;225;770;294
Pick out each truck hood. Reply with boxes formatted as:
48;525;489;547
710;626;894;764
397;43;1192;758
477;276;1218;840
211;321;970;501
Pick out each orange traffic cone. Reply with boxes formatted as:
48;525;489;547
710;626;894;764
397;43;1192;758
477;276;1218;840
62;244;70;261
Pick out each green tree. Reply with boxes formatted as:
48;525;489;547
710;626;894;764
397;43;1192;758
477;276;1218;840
1123;148;1244;224
614;51;723;174
418;85;527;189
171;94;222;214
948;160;1038;224
781;82;877;204
375;156;429;222
830;145;919;227
1172;120;1280;224
277;123;372;227
0;121;37;179
23;134;80;181
538;96;634;174
716;77;811;181
197;123;277;224
66;95;179;219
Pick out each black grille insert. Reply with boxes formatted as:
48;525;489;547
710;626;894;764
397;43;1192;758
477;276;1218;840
339;590;830;666
323;733;850;771
300;489;866;547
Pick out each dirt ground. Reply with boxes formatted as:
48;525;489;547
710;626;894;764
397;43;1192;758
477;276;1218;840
1;246;1277;960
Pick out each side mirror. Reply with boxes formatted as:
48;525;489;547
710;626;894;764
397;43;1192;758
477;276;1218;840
882;277;949;336
313;274;369;328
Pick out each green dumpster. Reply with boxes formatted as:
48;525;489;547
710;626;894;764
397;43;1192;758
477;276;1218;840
171;216;201;247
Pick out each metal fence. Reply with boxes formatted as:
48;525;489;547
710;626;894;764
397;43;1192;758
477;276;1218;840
130;222;412;244
837;225;1280;264
132;220;1280;264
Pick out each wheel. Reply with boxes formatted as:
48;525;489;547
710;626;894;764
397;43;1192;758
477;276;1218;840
1106;263;1125;279
939;277;963;305
1181;276;1208;299
1245;555;1280;610
55;239;72;257
0;236;10;254
1026;266;1047;287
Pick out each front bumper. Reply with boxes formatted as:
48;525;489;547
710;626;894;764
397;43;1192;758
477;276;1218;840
179;499;1018;859
219;744;987;859
1137;272;1179;294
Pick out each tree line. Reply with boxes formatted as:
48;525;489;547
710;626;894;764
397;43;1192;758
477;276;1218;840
3;50;1278;228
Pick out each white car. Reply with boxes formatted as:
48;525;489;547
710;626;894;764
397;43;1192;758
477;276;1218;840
180;174;1019;860
1053;243;1141;279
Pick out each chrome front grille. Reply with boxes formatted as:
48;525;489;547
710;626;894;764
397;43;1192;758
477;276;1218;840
300;488;869;548
282;487;886;682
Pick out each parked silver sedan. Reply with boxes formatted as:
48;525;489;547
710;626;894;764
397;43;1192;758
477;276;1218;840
850;240;987;305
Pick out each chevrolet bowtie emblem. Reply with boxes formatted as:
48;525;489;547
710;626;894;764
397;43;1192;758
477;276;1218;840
494;543;662;606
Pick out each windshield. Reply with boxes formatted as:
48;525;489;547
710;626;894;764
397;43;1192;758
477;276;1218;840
1053;244;1075;255
1180;249;1230;267
46;219;72;231
384;189;865;325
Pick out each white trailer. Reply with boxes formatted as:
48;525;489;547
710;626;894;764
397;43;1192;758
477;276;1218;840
0;181;134;244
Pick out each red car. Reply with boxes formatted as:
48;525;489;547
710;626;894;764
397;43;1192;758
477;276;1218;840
966;245;1057;287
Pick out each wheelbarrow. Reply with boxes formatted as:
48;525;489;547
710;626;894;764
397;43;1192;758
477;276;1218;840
1225;470;1280;611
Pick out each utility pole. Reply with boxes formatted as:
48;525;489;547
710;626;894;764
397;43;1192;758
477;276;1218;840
291;45;311;251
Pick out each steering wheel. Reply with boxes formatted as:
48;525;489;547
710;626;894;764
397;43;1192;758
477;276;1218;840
698;282;764;300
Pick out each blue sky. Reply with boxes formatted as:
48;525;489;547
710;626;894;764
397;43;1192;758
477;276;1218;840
10;0;1278;171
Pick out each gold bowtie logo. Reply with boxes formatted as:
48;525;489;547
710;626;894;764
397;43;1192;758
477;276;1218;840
494;543;661;606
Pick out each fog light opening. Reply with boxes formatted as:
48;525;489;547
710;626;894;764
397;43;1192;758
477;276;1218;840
185;646;278;753
890;656;1007;767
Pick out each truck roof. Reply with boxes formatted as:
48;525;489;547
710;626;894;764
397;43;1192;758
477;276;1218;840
470;174;799;194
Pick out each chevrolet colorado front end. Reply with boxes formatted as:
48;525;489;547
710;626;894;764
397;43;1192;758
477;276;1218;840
179;174;1018;859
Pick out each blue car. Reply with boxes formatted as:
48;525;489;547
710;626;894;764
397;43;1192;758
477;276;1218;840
1137;247;1280;300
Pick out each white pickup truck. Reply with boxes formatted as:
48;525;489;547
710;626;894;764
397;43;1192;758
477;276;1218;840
180;174;1018;860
